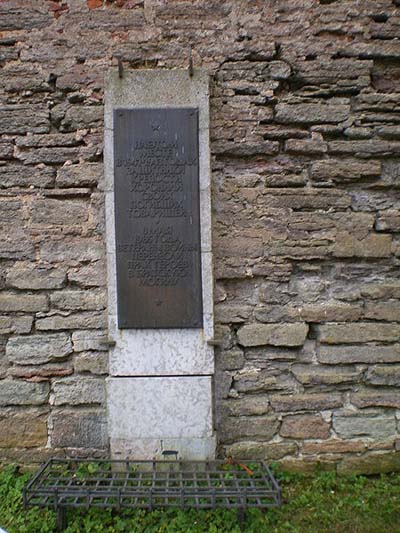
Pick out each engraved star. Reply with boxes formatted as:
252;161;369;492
151;122;161;132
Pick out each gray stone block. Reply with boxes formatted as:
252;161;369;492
50;410;107;448
333;412;396;439
72;330;108;352
6;333;72;365
237;323;308;347
0;293;48;312
36;311;107;331
0;380;49;406
7;263;66;290
53;377;106;406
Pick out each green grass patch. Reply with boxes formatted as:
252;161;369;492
1;464;400;532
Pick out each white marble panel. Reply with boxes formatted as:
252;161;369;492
109;325;214;376
107;377;214;440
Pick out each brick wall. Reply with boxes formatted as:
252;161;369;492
1;0;400;474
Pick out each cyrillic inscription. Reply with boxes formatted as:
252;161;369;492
114;108;203;328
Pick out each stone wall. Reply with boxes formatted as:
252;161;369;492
1;0;400;474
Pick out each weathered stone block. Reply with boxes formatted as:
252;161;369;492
60;106;103;132
0;409;48;448
0;230;35;260
0;105;49;134
334;232;392;258
52;377;106;406
297;302;363;322
0;316;33;335
74;352;109;375
0;380;49;406
237;323;308;347
214;369;233;400
0;165;55;189
213;139;279;157
16;147;82;166
278;456;337;474
364;302;400;321
275;103;350;124
265;61;291;80
270;393;343;412
31;199;88;226
285;138;327;155
7;263;66;290
310;159;381;183
215;236;263;260
381;161;400;187
351;391;400;409
352;93;400;112
67;266;106;292
318;344;400;364
216;348;244;371
332;412;396;439
72;330;108;352
40;238;104;264
56;163;103;188
0;141;13;160
360;282;400;300
366;365;400;387
15;133;80;149
36;311;107;331
50;410;107;448
263;188;351;211
8;363;73;380
225;441;297;460
0;199;22;221
280;414;330;439
215;304;253;324
0;447;64;466
234;368;298;394
291;364;361;386
302;439;365;455
376;126;400;140
0;3;50;30
51;289;106;312
375;210;400;232
337;452;400;476
328;140;400;157
351;190;399;212
318;323;400;344
220;415;279;443
254;304;299;323
6;333;72;365
213;325;234;351
0;293;48;312
222;396;270;417
0;64;49;94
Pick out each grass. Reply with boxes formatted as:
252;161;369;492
1;464;400;532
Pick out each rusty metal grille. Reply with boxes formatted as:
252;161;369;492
23;459;281;511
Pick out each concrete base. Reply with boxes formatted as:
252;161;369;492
110;437;216;461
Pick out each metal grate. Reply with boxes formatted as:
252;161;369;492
23;458;281;528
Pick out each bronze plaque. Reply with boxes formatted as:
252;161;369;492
114;108;203;328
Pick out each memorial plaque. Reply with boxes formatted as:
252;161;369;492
114;108;203;328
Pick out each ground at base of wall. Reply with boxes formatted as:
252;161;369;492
1;465;400;532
